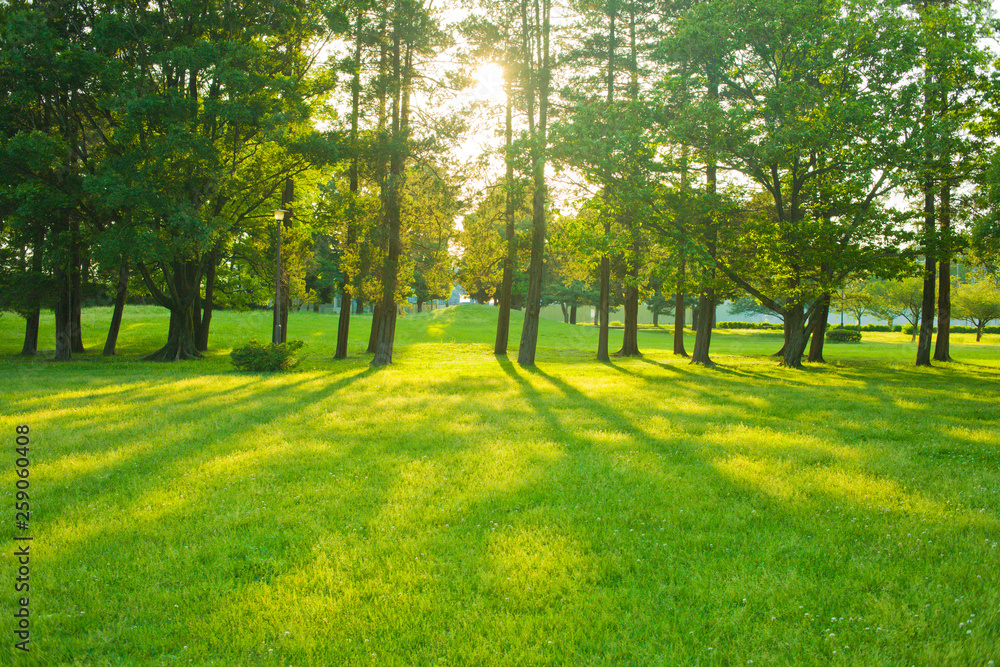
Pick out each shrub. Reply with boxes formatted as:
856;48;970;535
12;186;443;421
609;320;623;327
716;321;782;330
230;339;305;372
826;328;861;343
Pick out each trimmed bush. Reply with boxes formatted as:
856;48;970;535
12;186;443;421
826;328;861;343
230;339;305;372
716;321;782;330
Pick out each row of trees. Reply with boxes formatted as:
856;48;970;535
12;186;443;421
3;0;1000;368
457;0;1000;368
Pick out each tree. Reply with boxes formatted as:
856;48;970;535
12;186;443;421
953;275;1000;341
868;277;925;342
665;0;919;368
371;0;448;366
515;0;553;366
833;281;873;330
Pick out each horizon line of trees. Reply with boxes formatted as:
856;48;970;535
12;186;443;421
3;0;1000;369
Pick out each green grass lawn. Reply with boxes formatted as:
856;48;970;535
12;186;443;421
1;305;998;665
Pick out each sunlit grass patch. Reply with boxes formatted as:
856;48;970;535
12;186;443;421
0;305;998;664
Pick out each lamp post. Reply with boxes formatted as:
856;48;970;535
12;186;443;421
273;209;289;344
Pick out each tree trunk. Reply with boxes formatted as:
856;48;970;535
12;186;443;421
367;303;381;353
691;74;718;366
138;260;204;361
54;267;72;361
560;303;568;323
21;309;40;357
195;254;216;352
597;253;611;362
569;304;577;325
933;179;952;361
616;279;641;357
70;230;85;354
103;261;129;356
335;285;352;359
494;40;516;356
781;307;809;369
145;301;200;361
356;298;364;315
516;0;551;367
916;241;936;366
807;295;830;363
673;292;688;357
336;10;363;361
690;290;714;365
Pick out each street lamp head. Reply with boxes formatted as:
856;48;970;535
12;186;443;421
273;209;289;222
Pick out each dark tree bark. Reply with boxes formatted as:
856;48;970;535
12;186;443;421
21;310;40;357
372;20;411;367
516;0;551;367
934;177;952;362
70;226;85;354
560;303;568;323
336;15;363;361
103;261;129;356
616;275;641;357
652;311;659;327
54;267;73;361
597;251;611;361
690;291;715;365
673;291;688;357
356;298;364;315
195;252;217;352
138;260;204;361
916;180;936;366
494;35;517;356
21;233;43;356
367;303;381;353
807;294;831;363
781;306;809;368
569;304;577;325
690;75;718;366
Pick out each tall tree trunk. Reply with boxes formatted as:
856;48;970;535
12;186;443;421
690;75;718;365
356;298;364;315
934;176;952;361
570;304;577;324
916;182;936;366
617;240;641;356
673;293;688;357
372;25;410;366
653;311;659;327
597;243;611;362
516;0;551;367
103;261;129;356
807;294;831;363
916;41;936;367
336;11;364;361
70;222;85;353
495;26;517;356
21;233;43;356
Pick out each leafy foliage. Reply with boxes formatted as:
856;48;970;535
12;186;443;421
230;339;305;372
